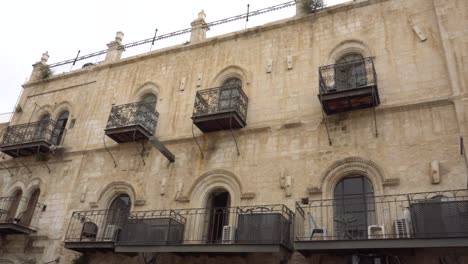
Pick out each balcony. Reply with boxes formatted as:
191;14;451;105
64;209;129;253
192;84;248;133
0;196;46;234
115;204;293;255
0;119;61;157
105;102;159;143
318;57;380;115
294;190;468;256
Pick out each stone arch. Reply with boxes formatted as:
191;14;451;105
320;157;386;199
210;65;250;89
52;101;73;120
187;169;243;208
95;181;137;209
24;177;46;198
133;82;160;102
6;180;26;196
34;104;53;121
326;39;373;65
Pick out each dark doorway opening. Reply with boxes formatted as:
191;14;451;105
206;190;231;243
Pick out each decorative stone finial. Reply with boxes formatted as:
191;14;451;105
198;10;206;20
41;52;49;63
115;31;124;43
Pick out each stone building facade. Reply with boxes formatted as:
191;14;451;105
1;0;467;263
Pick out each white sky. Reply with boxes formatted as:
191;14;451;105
0;0;348;118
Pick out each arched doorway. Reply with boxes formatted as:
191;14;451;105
333;175;375;239
205;189;231;243
53;111;69;145
103;194;131;240
335;53;367;90
21;189;40;226
7;189;22;221
219;77;242;112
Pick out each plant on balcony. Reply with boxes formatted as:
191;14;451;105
302;0;325;13
41;65;53;79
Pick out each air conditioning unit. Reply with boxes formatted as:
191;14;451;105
394;219;410;238
222;225;235;244
104;225;120;241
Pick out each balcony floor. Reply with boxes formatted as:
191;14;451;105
294;237;468;256
115;243;290;256
319;85;379;115
192;111;246;133
64;241;116;253
0;223;36;235
0;141;52;158
105;125;152;143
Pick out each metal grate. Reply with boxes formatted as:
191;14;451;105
105;101;159;135
0;119;62;146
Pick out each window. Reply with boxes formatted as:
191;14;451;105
335;53;367;90
219;78;242;111
53;111;69;145
7;189;22;220
205;190;231;243
140;94;157;109
333;176;375;239
22;189;40;226
106;194;132;232
34;114;51;141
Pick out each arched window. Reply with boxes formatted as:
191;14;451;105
7;189;23;220
333;176;375;239
34;114;51;140
335;53;367;90
219;77;242;112
53;111;69;145
105;194;131;238
205;189;231;243
140;94;157;109
22;189;40;226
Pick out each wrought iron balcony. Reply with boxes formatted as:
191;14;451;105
0;196;46;234
318;57;380;115
294;190;468;255
0;119;61;157
192;84;248;133
114;204;293;255
105;102;159;143
64;209;129;253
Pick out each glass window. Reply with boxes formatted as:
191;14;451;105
53;111;69;145
335;53;367;90
333;176;375;240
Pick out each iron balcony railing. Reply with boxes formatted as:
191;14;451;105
319;57;377;94
0;119;61;147
295;189;468;241
0;196;46;230
65;209;130;243
120;204;293;248
105;102;159;135
193;84;248;122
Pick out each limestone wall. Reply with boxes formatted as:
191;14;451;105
0;0;467;263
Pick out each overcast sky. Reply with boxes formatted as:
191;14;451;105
0;0;348;120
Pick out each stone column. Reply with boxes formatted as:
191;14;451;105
190;10;209;44
105;31;125;62
29;52;50;82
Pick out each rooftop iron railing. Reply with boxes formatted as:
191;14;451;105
0;119;61;147
295;189;468;241
0;196;46;231
105;102;159;135
193;84;248;122
319;57;377;94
